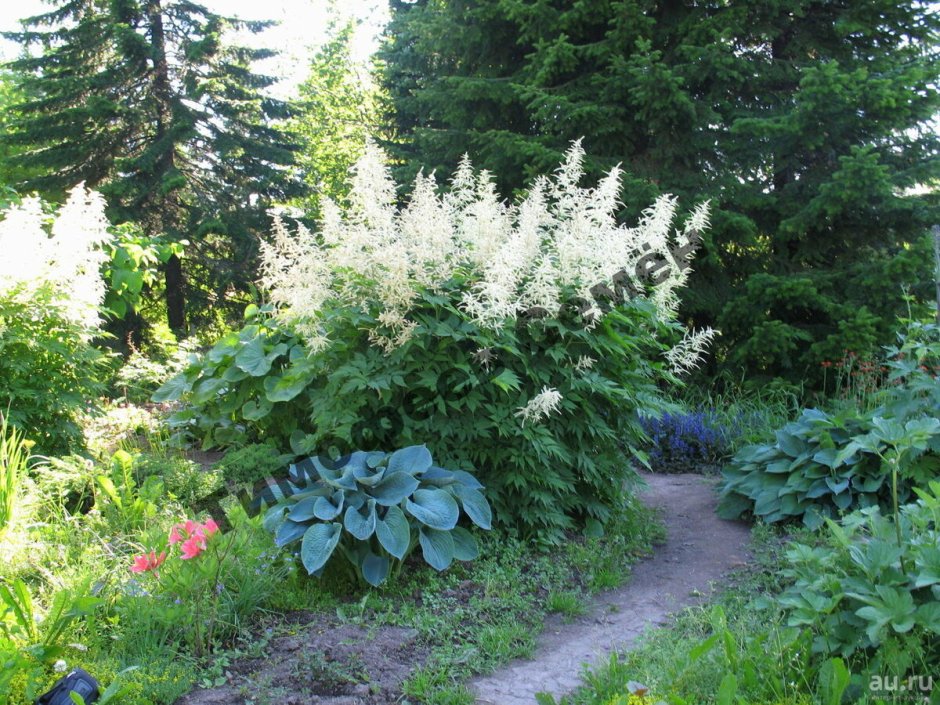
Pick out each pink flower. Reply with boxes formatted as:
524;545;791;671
202;518;219;536
180;534;206;560
168;525;185;545
130;550;167;573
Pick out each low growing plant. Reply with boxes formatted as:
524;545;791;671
264;445;492;587
0;415;28;535
718;320;940;528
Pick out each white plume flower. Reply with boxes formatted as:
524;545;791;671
515;386;563;426
0;184;112;333
665;327;720;375
258;140;709;355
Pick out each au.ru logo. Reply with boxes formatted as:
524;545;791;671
869;674;934;703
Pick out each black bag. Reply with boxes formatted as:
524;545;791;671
35;668;99;705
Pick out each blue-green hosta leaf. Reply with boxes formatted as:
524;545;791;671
315;462;358;491
386;445;433;476
242;398;273;421
300;523;342;575
263;504;288;534
419;527;455;571
288;496;321;522
406;489;460;530
376;505;410;560
275;519;308;547
366;451;387;469
419;466;457;486
235;337;272;376
371;472;420;506
451;470;484;490
344;500;377;540
313;492;345;520
353;464;386;487
451;526;479;561
451;484;492;530
361;552;391;587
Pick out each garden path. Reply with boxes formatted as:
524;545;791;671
471;472;751;705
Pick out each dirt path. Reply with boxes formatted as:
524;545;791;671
471;472;752;705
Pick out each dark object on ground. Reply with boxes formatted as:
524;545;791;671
35;668;99;705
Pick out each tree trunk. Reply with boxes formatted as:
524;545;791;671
147;0;186;333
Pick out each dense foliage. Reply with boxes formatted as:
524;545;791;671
265;445;491;587
1;0;303;332
781;483;940;673
158;144;706;543
718;321;940;528
381;0;940;390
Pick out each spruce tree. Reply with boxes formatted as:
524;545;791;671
381;0;940;388
2;0;302;332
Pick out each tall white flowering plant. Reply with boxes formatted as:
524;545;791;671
161;142;713;542
0;186;112;453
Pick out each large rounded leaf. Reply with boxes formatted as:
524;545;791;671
451;484;492;530
275;519;308;547
451;526;479;561
376;505;411;560
451;470;484;490
419;527;455;571
361;552;391;587
300;522;342;575
406;489;459;530
313;492;345;520
344;500;377;540
387;445;433;476
371;472;420;506
235;337;272;376
242;398;273;421
288;496;320;522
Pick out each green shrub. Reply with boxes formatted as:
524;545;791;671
158;144;709;543
0;286;109;455
265;445;491;586
718;320;940;528
780;481;940;674
215;442;290;487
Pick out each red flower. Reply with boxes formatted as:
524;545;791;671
130;550;167;573
180;534;207;560
821;360;832;368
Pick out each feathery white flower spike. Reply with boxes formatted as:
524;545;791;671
665;327;720;375
515;387;563;426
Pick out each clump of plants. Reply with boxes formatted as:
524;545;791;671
780;480;940;677
265;444;491;586
158;142;712;543
0;187;113;455
215;442;290;488
718;320;940;528
640;410;730;473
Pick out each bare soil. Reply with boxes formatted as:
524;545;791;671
174;472;750;705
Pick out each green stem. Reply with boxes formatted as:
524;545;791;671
891;460;908;575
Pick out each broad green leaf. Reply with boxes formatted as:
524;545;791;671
406;488;460;530
242;397;273;421
716;673;737;705
152;372;190;402
371;472;420;506
419;527;455;571
451;526;479;561
376;505;411;560
386;445;433;475
344;500;377;540
491;368;522;393
451;484;492;530
361;552;390;587
235;337;272;376
300;523;342;574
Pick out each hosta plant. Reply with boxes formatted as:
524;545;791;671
263;445;492;587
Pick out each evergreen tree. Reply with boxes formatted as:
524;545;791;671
288;21;387;214
2;0;302;332
381;0;940;388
